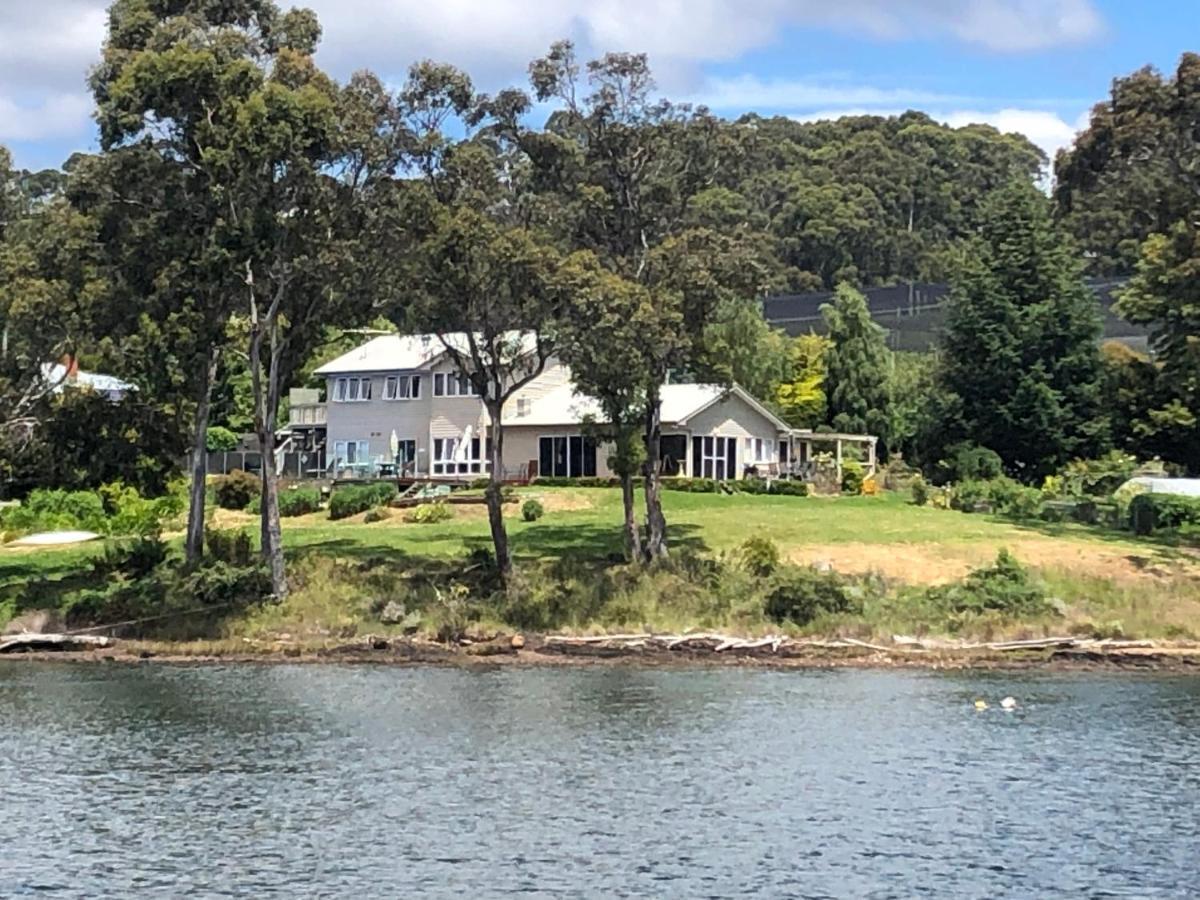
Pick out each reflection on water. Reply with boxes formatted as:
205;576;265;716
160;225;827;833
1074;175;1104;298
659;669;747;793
2;664;1198;898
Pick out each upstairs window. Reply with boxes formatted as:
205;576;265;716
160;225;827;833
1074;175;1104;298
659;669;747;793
333;377;372;402
433;372;480;397
384;374;421;401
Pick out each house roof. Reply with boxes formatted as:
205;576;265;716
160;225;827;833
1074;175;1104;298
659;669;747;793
41;363;134;394
314;332;540;376
504;382;793;432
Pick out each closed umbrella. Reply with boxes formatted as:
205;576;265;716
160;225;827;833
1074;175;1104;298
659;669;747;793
389;429;400;462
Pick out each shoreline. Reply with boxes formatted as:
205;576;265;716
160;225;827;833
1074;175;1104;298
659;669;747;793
4;634;1200;673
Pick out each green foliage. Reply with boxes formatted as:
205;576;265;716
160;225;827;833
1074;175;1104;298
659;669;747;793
949;477;1042;520
822;284;891;442
1128;493;1200;536
276;487;321;518
0;488;107;536
938;444;1003;483
363;507;391;524
840;459;865;495
775;333;829;428
100;481;184;537
521;499;545;522
924;550;1054;624
1055;451;1140;498
737;536;780;577
329;483;397;521
936;180;1108;480
205;529;256;567
737;478;809;497
911;476;929;506
205;426;240;452
404;502;454;524
213;470;260;511
763;565;860;627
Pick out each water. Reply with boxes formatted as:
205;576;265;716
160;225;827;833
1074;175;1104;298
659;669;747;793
1;664;1197;899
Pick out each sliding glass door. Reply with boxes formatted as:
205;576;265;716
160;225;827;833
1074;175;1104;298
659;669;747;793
538;436;597;478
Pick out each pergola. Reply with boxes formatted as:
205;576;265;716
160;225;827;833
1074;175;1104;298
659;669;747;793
786;429;878;481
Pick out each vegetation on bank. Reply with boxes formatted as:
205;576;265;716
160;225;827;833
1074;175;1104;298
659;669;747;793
4;488;1198;647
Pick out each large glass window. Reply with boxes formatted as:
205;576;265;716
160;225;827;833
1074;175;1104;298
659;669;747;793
433;372;479;397
744;437;775;465
333;377;372;402
432;436;488;475
384;375;421;401
538;435;597;478
691;436;737;479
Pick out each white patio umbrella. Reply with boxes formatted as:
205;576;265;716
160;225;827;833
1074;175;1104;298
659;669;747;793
455;425;473;463
389;429;400;462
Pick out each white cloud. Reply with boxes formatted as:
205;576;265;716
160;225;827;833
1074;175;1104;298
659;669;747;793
690;74;967;110
0;93;93;144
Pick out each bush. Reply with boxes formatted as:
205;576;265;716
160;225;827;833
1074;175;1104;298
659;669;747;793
277;487;321;518
737;536;780;577
205;426;240;452
949;476;1041;519
925;550;1053;620
662;477;719;493
938;444;1003;483
738;478;809;497
764;565;860;626
522;499;545;522
206;529;255;567
405;501;454;524
364;507;392;524
329;483;397;520
1129;493;1200;536
0;488;108;536
214;470;260;510
840;459;865;495
911;476;929;506
1058;451;1139;498
100;481;184;537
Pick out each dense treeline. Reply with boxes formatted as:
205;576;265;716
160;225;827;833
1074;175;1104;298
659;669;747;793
2;2;1198;595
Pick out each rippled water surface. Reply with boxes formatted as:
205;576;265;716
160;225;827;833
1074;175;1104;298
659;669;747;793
1;663;1198;898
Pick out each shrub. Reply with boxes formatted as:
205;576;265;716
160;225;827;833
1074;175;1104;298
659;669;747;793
841;459;865;495
363;507;391;524
205;426;240;452
1129;493;1200;536
737;536;780;577
206;529;255;567
100;481;184;537
329;483;397;520
404;501;454;524
949;476;1040;519
0;488;108;536
925;550;1053;620
938;444;1003;483
277;487;321;518
1058;451;1140;498
522;499;545;522
738;478;809;497
911;476;929;506
214;470;260;510
764;565;859;626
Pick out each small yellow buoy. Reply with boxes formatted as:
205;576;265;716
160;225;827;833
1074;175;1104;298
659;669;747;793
974;699;988;711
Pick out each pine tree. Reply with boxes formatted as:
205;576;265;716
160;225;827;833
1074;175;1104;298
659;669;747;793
822;284;891;443
938;180;1107;479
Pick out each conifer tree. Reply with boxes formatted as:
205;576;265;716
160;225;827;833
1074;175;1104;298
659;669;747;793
822;284;891;444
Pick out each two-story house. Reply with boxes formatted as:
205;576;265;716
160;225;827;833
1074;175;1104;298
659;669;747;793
314;333;877;481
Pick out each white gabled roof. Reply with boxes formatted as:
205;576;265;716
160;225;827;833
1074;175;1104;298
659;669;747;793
41;364;134;394
315;332;541;376
504;382;792;432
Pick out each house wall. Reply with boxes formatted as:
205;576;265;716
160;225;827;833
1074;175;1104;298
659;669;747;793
502;426;616;479
681;394;787;479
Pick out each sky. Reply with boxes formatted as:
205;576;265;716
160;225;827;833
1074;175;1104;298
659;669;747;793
2;0;1199;172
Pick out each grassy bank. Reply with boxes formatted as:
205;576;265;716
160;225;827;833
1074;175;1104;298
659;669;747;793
4;488;1199;645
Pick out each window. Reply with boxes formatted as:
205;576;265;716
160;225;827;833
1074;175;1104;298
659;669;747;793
432;436;490;475
333;377;372;402
538;435;597;478
744;437;775;464
333;440;371;471
384;375;421;401
393;439;417;471
692;436;736;480
433;372;479;397
516;397;531;417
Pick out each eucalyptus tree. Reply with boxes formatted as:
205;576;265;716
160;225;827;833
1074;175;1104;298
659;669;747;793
524;41;768;559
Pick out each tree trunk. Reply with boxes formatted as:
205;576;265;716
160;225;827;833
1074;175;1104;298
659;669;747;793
258;423;287;598
642;391;669;561
248;287;288;601
485;401;512;581
185;347;221;566
620;469;642;562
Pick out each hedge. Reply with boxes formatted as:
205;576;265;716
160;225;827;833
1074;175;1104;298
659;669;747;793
1128;493;1200;536
329;483;398;520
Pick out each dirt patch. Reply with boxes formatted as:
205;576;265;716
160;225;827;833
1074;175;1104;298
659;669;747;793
516;489;597;514
786;538;1199;585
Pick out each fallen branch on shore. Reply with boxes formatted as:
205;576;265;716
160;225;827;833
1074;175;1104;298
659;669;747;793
0;633;115;654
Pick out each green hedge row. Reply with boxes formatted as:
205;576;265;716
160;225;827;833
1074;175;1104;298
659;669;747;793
329;483;397;520
1129;493;1200;536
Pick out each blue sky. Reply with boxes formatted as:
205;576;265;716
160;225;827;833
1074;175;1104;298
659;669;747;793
2;0;1198;172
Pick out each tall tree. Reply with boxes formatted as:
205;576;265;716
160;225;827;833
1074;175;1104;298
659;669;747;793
1115;224;1200;468
1055;54;1200;275
90;0;289;565
397;62;563;580
775;333;829;429
938;181;1108;478
526;41;763;559
821;284;891;442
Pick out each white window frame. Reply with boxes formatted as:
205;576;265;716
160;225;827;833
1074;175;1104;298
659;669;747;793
700;436;734;480
433;371;479;398
744;437;775;465
431;436;489;475
333;376;372;402
333;439;371;470
384;374;421;401
538;434;598;478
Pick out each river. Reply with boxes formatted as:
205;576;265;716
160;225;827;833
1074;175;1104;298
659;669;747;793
1;663;1197;898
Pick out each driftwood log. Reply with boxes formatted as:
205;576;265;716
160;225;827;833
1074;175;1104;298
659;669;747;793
0;633;114;654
